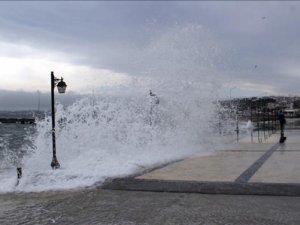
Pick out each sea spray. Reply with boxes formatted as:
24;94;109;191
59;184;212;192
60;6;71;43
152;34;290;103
19;81;214;190
0;23;237;192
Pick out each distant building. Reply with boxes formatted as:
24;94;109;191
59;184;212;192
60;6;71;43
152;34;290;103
278;100;288;108
284;109;300;118
267;102;277;109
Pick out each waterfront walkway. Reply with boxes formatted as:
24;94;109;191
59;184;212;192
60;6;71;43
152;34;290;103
104;130;300;196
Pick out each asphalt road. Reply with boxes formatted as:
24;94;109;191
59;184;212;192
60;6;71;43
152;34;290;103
1;188;300;225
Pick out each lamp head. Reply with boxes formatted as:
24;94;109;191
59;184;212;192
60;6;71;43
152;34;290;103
57;78;67;94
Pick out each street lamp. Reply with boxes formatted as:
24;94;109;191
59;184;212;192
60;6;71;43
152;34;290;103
50;71;67;169
229;86;237;118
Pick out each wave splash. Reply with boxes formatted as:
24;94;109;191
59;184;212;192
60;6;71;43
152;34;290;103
0;24;235;192
14;78;220;191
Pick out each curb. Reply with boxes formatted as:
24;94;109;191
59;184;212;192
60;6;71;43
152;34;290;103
102;178;300;196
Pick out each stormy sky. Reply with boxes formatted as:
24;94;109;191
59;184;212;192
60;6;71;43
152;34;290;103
1;1;300;110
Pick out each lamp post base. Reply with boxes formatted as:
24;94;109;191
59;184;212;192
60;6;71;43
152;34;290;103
51;157;60;169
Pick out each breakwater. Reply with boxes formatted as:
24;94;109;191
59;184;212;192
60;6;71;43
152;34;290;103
0;118;35;124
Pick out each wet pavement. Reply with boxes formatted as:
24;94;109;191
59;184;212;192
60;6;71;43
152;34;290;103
1;188;300;225
104;130;300;196
2;130;300;224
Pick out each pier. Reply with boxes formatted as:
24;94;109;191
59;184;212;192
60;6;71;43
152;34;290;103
0;118;35;124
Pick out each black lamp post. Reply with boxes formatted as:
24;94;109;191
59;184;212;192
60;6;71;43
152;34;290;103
50;71;67;169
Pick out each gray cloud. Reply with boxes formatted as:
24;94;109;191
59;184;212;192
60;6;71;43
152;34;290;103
0;1;300;98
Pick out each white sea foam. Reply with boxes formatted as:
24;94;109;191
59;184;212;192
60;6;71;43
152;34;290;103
0;24;237;192
14;81;218;192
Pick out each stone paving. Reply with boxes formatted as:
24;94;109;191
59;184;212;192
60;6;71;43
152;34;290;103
104;130;300;196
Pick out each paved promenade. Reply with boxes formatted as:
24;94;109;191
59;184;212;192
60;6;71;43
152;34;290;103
1;130;300;225
104;130;300;196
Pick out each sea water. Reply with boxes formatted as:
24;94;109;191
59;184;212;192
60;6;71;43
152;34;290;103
0;122;35;168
